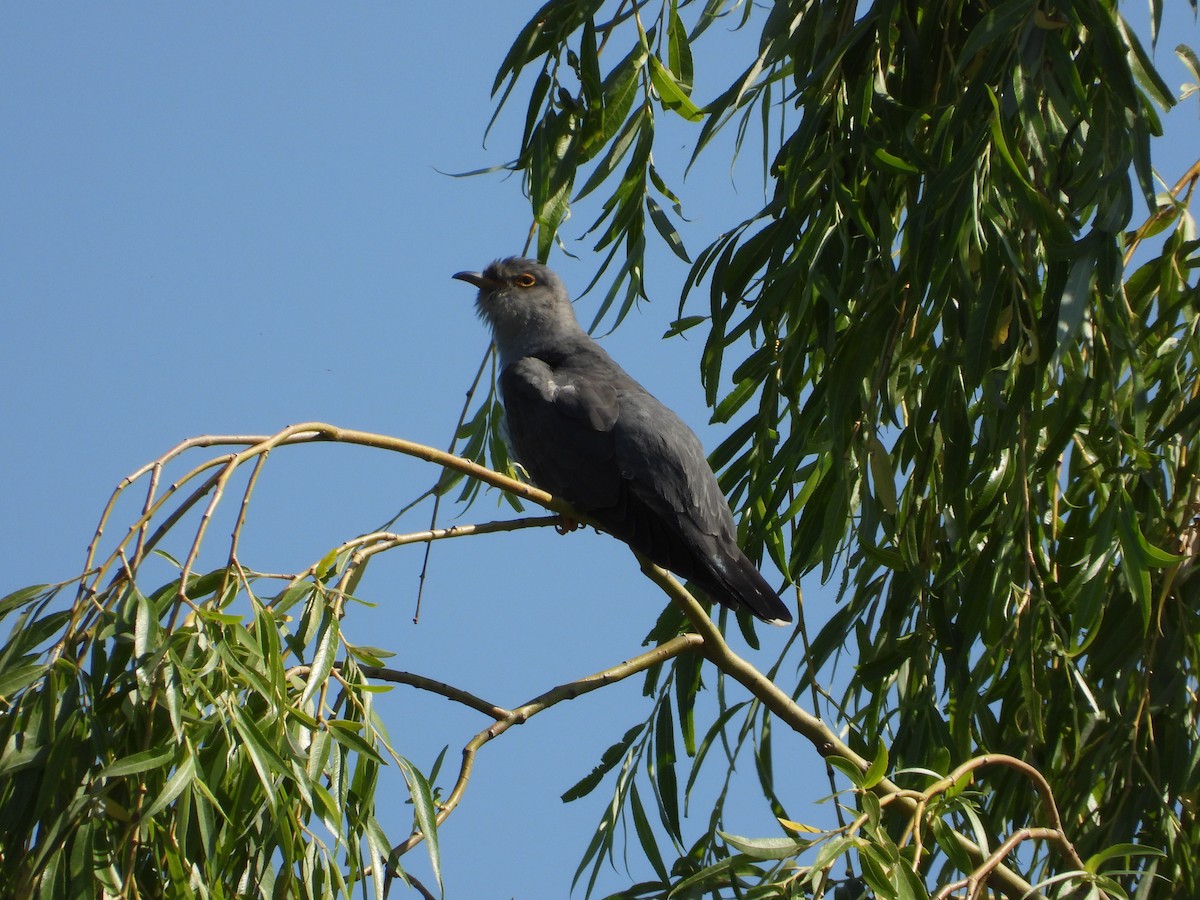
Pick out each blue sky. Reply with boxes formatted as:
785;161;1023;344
2;4;1197;897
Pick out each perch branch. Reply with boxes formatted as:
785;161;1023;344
635;558;1046;900
333;515;564;604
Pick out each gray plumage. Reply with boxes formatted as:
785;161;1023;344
453;257;792;626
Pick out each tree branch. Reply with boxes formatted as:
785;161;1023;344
390;633;704;858
353;666;514;721
635;557;1046;900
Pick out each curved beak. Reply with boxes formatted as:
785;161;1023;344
452;270;495;290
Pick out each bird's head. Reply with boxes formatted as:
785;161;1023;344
453;257;581;363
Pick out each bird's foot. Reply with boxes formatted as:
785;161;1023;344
555;515;580;535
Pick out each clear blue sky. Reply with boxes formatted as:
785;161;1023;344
2;4;1197;898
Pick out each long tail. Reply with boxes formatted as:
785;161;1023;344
703;551;793;625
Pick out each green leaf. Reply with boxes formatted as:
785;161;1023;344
718;831;808;860
866;435;898;518
228;703;287;808
672;648;701;758
647;162;683;210
861;790;882;830
959;0;1034;67
562;724;644;802
141;749;197;820
826;755;867;787
892;854;930;900
399;758;443;892
651;699;681;840
648;55;704;122
1177;43;1200;84
575;108;646;202
861;740;889;790
1117;16;1176;108
325;719;386;764
666;2;694;92
101;745;175;779
0;584;50;616
662;315;707;339
491;0;605;97
298;610;339;709
665;854;753;895
628;782;670;882
1085;842;1167;873
0;662;47;699
363;815;390;898
646;195;691;262
871;147;919;175
1051;239;1098;370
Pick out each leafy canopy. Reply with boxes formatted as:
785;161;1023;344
475;0;1200;895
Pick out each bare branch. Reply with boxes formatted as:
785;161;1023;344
390;633;705;858
354;667;514;721
934;828;1071;900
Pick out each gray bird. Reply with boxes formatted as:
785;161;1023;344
453;257;792;626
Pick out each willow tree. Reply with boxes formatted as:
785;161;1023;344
1;1;1196;899
470;0;1199;895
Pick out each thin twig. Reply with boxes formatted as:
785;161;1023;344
415;347;494;623
1123;158;1200;266
130;461;163;573
289;661;515;721
934;828;1065;900
357;667;514;721
390;633;705;858
337;516;563;602
226;448;271;579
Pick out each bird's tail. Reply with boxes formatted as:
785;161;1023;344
703;551;793;626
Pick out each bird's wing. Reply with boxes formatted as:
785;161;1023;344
498;355;624;510
610;384;731;542
501;350;738;576
613;395;793;622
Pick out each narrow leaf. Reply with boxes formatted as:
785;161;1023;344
861;740;889;790
718;831;808;860
648;56;704;122
646;195;691;262
299;610;339;709
399;758;443;892
142;750;197;820
101;745;175;779
562;724;645;802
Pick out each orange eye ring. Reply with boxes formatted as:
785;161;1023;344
514;273;536;288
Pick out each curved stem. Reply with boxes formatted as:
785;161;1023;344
635;557;1046;900
390;633;704;858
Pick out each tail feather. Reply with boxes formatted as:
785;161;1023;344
701;551;792;625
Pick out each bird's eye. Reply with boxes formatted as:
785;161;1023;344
514;273;537;288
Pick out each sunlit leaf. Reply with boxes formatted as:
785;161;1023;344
647;56;704;122
718;831;808;860
399;758;443;892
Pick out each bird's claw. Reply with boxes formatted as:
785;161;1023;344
555;516;580;535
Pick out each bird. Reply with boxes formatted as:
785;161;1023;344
453;257;793;626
